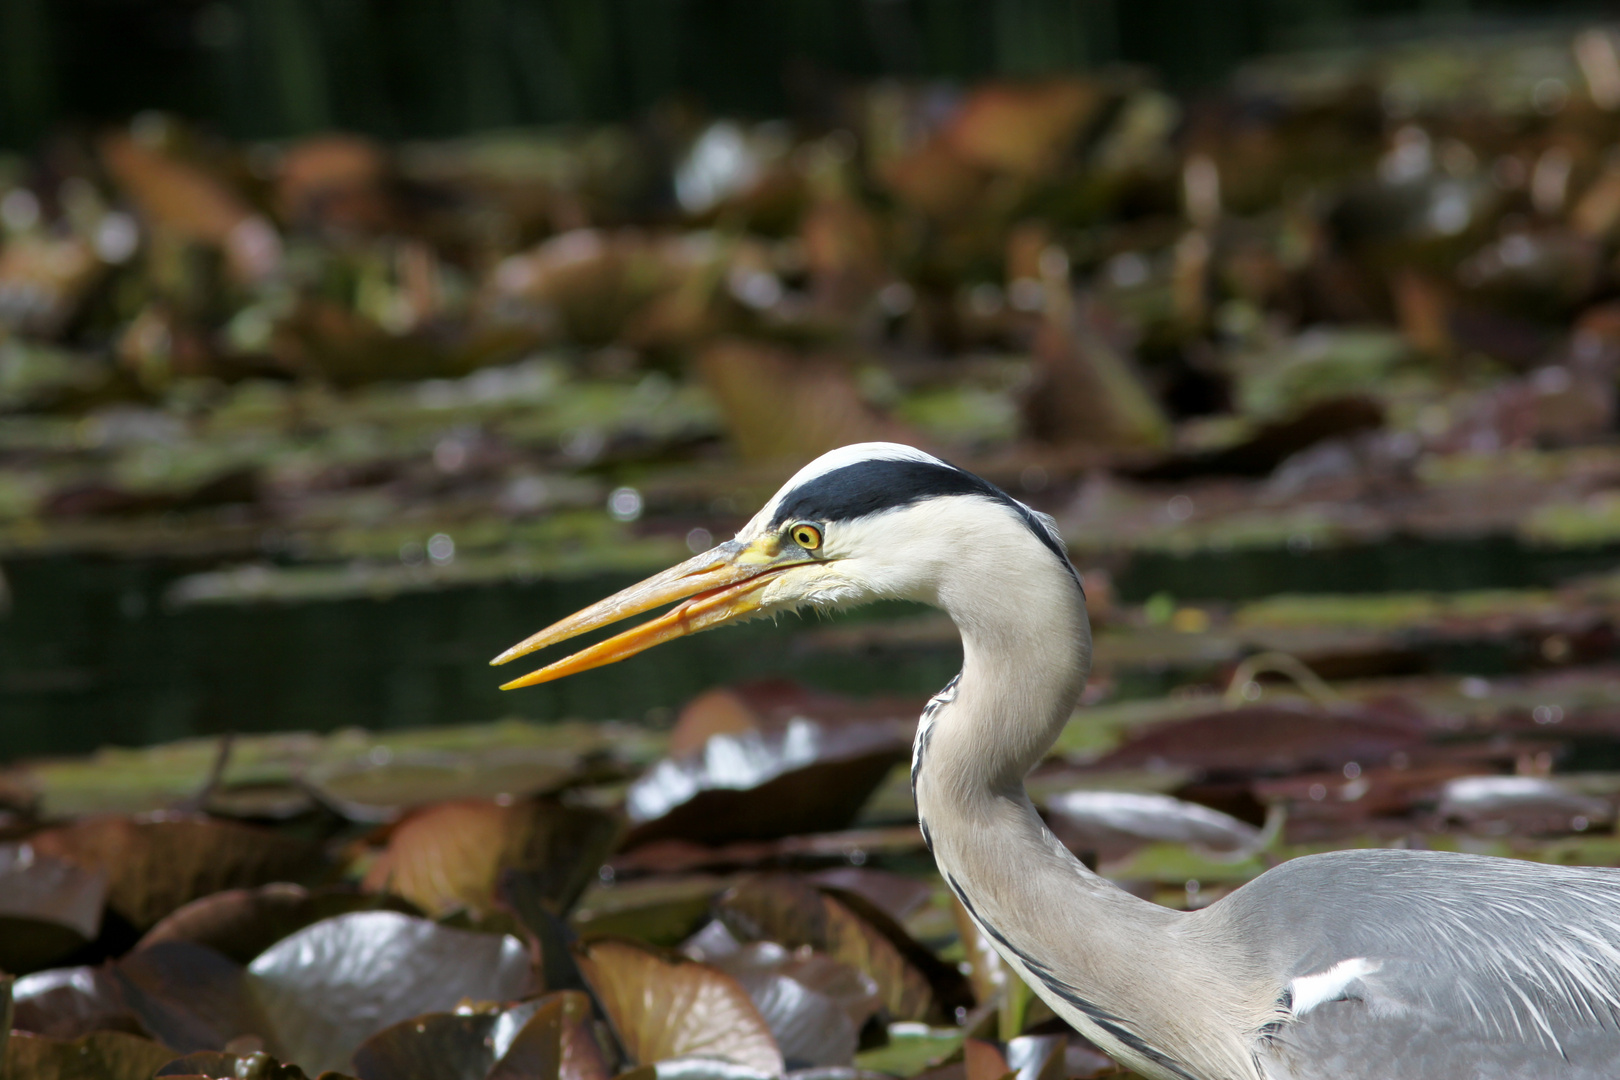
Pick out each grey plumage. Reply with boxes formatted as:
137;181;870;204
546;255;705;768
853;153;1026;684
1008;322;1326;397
496;442;1620;1080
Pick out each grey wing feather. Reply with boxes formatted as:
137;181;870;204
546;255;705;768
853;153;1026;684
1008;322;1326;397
1214;848;1620;1079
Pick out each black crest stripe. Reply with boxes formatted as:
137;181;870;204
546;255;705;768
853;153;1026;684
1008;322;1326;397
771;458;1074;572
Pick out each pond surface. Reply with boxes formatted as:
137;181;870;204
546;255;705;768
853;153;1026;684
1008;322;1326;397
4;534;1618;761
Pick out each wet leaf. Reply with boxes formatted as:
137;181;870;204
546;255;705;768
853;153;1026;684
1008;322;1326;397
486;991;611;1080
350;1013;499;1080
361;797;621;918
716;875;963;1024
307;750;582;825
0;842;107;973
572;875;728;948
1042;791;1262;858
155;1050;313;1079
853;1024;963;1078
246;911;534;1075
1088;701;1423;779
139;884;420;965
115;942;266;1054
626;683;913;849
11;966;144;1039
2;1030;180;1080
576;938;783;1075
30;814;323;930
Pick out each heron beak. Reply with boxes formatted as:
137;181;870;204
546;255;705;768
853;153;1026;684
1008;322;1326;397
490;537;804;689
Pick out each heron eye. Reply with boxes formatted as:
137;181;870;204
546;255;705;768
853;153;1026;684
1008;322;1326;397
790;523;822;550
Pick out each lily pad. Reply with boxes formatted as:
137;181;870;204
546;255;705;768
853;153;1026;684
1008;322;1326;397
246;911;534;1075
0;842;108;973
486;991;611;1080
11;966;144;1039
625;683;913;849
1042;791;1263;858
307;750;583;824
576;938;784;1076
716;875;967;1024
115;942;269;1055
139;884;420;964
361;797;621;918
155;1050;315;1078
30;814;323;930
2;1030;180;1080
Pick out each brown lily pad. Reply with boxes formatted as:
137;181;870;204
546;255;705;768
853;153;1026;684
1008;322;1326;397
576;938;783;1076
0;842;108;973
11;966;145;1039
155;1050;314;1078
30;814;323;930
487;991;611;1080
715;874;969;1024
138;884;420;965
625;682;913;849
3;1030;180;1080
351;991;608;1080
361;797;621;918
115;942;268;1055
245;911;535;1075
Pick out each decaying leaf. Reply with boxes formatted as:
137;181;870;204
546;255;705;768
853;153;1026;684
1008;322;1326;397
715;874;965;1024
576;938;784;1075
361;797;621;918
3;1030;180;1080
30;814;322;930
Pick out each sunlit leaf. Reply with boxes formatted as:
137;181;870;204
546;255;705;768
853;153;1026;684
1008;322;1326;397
361;797;621;918
246;911;534;1075
576;938;783;1075
486;990;611;1080
11;966;143;1039
716;875;966;1024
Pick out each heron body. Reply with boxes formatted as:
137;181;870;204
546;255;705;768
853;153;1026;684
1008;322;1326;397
494;442;1620;1080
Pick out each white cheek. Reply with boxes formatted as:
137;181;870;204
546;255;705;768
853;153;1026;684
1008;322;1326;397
761;565;862;611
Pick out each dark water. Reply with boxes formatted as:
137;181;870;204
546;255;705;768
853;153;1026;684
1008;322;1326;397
0;554;963;761
4;534;1618;761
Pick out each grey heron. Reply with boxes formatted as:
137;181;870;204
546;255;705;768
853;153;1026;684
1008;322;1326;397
493;442;1620;1080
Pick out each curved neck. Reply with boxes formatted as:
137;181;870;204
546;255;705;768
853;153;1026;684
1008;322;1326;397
912;533;1262;1080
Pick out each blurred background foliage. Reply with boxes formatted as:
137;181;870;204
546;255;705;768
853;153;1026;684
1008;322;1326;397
0;0;1609;149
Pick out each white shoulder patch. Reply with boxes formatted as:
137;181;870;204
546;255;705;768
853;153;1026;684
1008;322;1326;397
1288;957;1381;1016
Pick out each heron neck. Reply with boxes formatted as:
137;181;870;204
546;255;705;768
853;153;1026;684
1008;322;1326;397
913;549;1216;1072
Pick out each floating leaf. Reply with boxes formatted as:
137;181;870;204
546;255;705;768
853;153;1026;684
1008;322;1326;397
361;797;621;918
116;942;267;1055
626;682;913;849
576;938;783;1076
139;884;419;964
0;842;107;973
350;1012;501;1080
30;814;322;930
11;966;143;1039
3;1030;180;1080
246;911;534;1075
1042;791;1262;858
716;875;965;1024
155;1050;314;1079
572;875;727;948
307;750;582;824
853;1024;963;1078
486;991;611;1080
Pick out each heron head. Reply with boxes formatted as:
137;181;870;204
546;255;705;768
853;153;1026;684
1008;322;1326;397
490;442;1071;689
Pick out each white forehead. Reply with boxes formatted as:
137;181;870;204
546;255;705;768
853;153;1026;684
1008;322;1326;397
743;442;947;535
